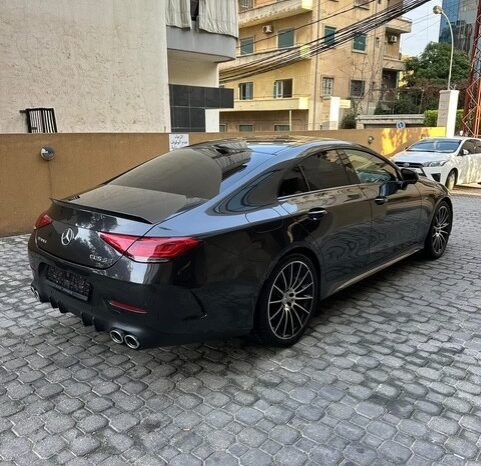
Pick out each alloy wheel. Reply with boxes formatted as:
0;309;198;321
267;260;314;340
432;205;451;255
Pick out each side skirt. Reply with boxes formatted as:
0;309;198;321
331;247;422;295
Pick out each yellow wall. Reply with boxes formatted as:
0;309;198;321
1;128;444;236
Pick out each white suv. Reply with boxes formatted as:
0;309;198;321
391;137;481;190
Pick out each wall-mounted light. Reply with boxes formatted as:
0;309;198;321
367;136;374;145
40;147;55;161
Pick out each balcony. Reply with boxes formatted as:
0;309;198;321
240;0;314;27
220;45;310;71
229;96;310;112
385;16;412;34
383;56;406;72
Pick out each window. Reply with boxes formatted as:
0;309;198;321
274;124;290;131
461;140;476;154
278;165;308;197
21;108;57;133
324;26;336;46
239;82;253;100
322;77;334;96
219;124;227;132
343;149;398;184
239;124;254;132
239;0;253;12
273;79;293;98
240;37;254;55
350;80;365;97
278;29;294;49
278;150;351;196
353;33;367;52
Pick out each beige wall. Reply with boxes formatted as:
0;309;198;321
0;127;445;236
0;0;171;133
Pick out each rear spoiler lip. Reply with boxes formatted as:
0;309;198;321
52;198;153;225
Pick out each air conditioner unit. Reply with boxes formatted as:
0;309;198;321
262;25;273;34
388;35;398;43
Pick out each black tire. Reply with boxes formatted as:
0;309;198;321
254;253;319;346
445;170;457;191
423;200;452;260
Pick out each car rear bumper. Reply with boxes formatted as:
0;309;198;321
28;234;250;348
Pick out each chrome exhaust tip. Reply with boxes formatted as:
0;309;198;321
124;334;140;350
109;329;124;344
30;286;40;301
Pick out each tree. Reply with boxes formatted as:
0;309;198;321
404;42;470;88
376;42;470;115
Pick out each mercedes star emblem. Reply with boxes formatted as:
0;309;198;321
61;228;75;246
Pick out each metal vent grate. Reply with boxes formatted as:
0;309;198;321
20;108;57;133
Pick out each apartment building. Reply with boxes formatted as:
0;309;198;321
219;0;411;132
0;0;237;133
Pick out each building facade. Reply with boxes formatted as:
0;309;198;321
219;0;411;132
439;0;478;54
0;0;237;133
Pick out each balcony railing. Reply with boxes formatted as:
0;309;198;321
383;56;406;72
239;0;314;27
230;96;310;112
385;16;412;34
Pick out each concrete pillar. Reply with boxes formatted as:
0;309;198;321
327;97;341;130
205;109;220;132
437;90;459;137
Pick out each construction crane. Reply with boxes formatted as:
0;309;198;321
462;0;481;136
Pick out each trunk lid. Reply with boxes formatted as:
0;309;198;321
35;184;204;269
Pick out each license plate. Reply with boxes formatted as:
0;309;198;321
46;265;91;301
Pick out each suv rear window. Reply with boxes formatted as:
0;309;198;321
110;145;267;199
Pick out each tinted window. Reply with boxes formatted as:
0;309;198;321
461;140;476;154
302;150;351;190
279;165;308;197
278;150;350;196
408;139;461;153
343;149;397;184
110;145;263;199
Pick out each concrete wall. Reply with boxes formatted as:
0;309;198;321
0;127;445;236
0;0;171;133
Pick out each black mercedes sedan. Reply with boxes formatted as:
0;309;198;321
28;138;452;349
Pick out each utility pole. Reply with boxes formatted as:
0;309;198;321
462;0;481;136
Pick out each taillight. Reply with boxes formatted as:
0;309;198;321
109;300;147;314
34;212;53;229
99;233;200;262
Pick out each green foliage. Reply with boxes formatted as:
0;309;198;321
424;109;464;132
405;42;470;88
340;112;356;129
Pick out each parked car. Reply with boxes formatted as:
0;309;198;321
391;136;481;190
28;138;452;349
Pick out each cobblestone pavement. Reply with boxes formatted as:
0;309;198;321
0;194;480;466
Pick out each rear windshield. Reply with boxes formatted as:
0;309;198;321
110;144;268;199
408;139;461;153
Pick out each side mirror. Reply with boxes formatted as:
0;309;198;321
461;149;469;156
400;168;419;185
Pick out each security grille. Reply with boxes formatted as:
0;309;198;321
21;108;57;133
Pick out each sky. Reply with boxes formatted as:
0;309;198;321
401;0;441;57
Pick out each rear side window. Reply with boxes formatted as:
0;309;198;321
278;150;351;196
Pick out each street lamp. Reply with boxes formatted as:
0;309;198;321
433;5;454;90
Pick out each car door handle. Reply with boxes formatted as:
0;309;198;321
307;208;328;220
374;196;388;205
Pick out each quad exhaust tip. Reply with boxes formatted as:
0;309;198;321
124;334;141;350
109;329;124;344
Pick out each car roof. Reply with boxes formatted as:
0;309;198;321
189;137;361;156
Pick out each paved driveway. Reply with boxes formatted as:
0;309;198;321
0;193;480;466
